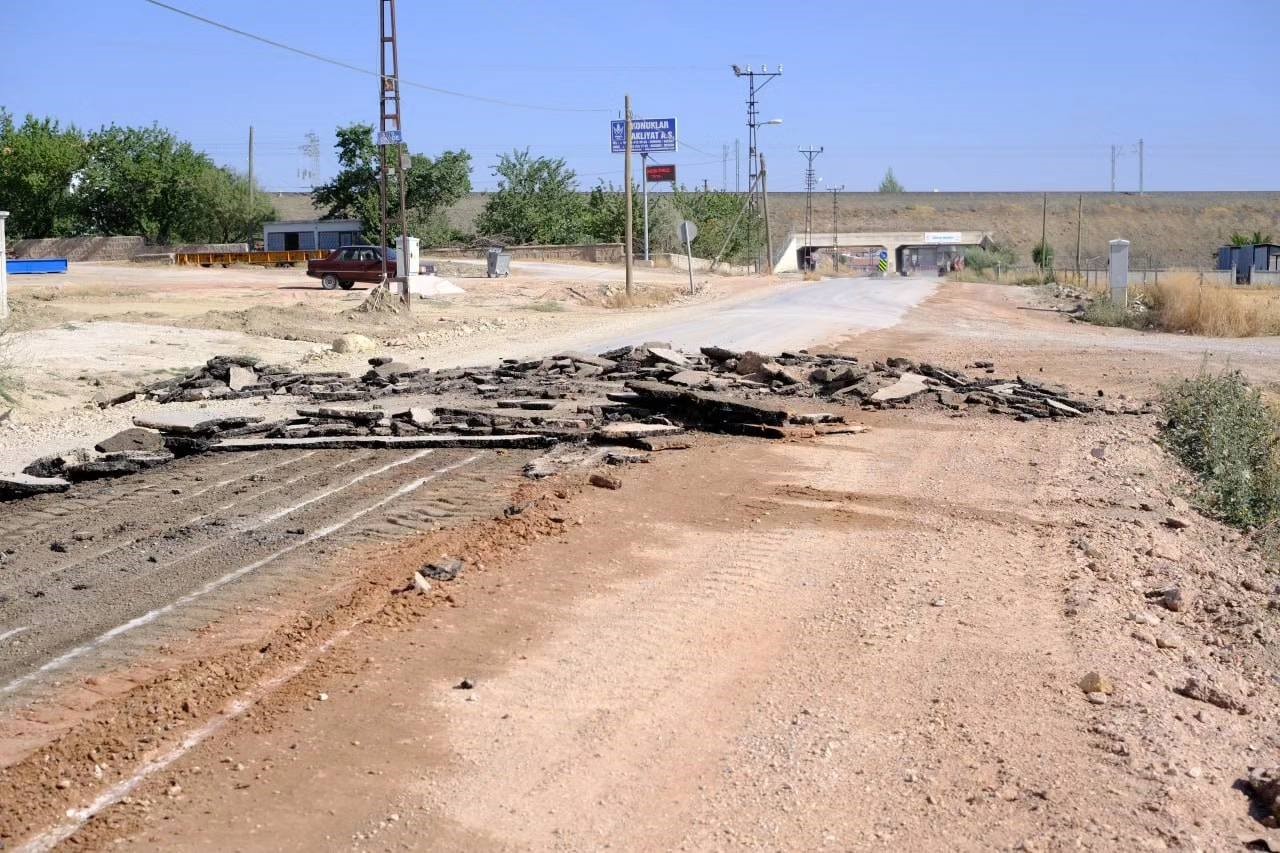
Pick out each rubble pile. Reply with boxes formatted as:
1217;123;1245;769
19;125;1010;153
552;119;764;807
1;344;1145;501
110;345;1149;421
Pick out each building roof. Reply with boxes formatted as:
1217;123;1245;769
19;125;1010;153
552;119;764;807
264;219;362;228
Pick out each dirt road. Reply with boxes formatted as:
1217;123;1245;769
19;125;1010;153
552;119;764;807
2;280;1279;851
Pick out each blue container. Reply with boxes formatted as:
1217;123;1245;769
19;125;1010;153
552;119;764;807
7;258;69;274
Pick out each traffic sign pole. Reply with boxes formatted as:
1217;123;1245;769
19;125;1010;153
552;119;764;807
624;96;634;298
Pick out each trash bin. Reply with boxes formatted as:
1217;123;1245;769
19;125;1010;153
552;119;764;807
486;247;511;278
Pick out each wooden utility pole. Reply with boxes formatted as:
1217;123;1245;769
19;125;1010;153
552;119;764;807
1075;194;1083;280
247;126;255;211
1040;192;1049;284
624;94;634;298
760;152;773;274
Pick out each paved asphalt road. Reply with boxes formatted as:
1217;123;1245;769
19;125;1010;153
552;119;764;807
587;276;940;354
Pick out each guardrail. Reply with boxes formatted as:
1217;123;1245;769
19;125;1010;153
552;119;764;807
175;250;326;267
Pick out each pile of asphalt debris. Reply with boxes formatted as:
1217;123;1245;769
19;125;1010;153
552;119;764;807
105;345;1146;419
1;344;1145;500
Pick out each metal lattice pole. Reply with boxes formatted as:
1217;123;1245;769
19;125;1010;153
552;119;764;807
828;186;844;276
378;0;411;307
732;65;781;273
799;146;822;271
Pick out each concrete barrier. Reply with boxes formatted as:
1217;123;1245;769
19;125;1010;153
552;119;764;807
431;243;625;264
13;236;145;262
12;237;247;263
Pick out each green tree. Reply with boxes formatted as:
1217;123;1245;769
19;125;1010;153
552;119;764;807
878;167;904;193
1229;230;1273;246
582;182;683;253
77;124;214;244
476;149;585;244
672;187;762;265
194;166;275;243
311;123;472;246
0;109;88;240
311;123;379;238
1032;240;1055;269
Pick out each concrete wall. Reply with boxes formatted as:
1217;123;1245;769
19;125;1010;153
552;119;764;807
12;236;145;261
430;243;625;264
13;237;247;262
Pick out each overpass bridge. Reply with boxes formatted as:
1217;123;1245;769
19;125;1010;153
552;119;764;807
773;230;992;274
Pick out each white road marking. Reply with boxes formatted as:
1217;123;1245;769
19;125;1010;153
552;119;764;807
0;626;30;644
16;629;353;852
0;451;478;697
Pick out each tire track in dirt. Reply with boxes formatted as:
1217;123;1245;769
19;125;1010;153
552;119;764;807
0;448;532;707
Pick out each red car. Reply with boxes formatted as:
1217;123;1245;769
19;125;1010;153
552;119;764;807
306;245;397;290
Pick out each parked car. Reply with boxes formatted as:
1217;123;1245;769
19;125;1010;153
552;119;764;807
305;245;397;290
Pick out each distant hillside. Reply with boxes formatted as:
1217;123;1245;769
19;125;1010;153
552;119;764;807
267;192;325;221
268;191;1280;267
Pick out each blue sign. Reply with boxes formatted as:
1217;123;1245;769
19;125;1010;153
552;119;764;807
610;117;677;154
376;130;403;146
877;249;889;261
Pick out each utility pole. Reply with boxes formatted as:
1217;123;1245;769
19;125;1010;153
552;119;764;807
624;94;633;298
377;0;410;308
829;186;844;276
760;152;773;274
732;64;782;273
1040;192;1049;284
722;144;729;191
799;146;823;271
247;125;255;211
1138;138;1144;195
1110;144;1117;193
1075;193;1083;279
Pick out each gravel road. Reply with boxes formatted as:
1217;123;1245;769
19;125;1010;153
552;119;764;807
584;275;939;353
5;280;1280;851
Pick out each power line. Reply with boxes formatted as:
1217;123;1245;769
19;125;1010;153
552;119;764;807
141;0;610;114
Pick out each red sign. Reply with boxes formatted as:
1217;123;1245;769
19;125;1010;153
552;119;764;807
645;163;676;183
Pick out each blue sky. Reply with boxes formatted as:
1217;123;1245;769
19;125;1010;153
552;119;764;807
3;1;1276;193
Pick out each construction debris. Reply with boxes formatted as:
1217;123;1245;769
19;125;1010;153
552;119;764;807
0;473;72;499
6;344;1143;501
108;347;1143;422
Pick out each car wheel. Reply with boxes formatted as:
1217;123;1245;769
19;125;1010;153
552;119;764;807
338;280;354;290
321;273;339;290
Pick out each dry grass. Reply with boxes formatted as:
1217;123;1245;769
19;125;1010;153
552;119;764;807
597;284;689;310
1146;274;1280;337
1079;273;1280;337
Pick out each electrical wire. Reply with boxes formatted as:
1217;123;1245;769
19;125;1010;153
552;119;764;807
141;0;611;113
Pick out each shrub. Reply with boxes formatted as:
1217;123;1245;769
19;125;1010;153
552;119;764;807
963;243;1016;273
1081;297;1145;329
1031;241;1054;269
1160;370;1280;529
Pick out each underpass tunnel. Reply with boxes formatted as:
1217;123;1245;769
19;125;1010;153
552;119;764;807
797;244;888;276
896;243;979;276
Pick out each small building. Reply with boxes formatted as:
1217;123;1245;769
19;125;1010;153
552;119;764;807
263;219;363;252
1217;243;1280;284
